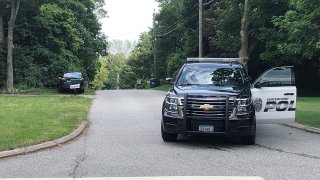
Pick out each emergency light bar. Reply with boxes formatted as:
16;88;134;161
187;58;241;63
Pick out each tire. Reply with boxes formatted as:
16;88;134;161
161;124;178;142
241;122;256;145
57;85;63;93
79;84;85;94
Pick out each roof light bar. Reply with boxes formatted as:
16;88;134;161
187;58;241;63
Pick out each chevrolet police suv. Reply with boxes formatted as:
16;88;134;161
161;58;296;145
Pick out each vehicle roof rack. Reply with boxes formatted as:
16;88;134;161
187;58;241;64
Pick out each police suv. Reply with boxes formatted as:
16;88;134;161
161;58;296;145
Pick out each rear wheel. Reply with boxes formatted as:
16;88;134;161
241;122;256;145
161;124;178;142
57;85;63;93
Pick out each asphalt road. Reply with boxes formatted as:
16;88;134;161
0;90;319;179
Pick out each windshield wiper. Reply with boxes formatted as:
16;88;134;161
177;83;201;86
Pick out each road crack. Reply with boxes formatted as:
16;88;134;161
69;131;88;178
255;144;320;160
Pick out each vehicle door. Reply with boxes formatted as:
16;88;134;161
251;66;296;124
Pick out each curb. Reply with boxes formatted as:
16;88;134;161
0;121;87;159
284;123;320;134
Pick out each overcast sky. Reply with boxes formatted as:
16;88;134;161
101;0;159;42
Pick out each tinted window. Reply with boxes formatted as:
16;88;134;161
259;67;294;86
177;64;244;88
64;72;81;79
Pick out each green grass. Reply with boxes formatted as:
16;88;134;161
1;87;96;95
151;84;172;92
0;96;92;151
296;97;320;128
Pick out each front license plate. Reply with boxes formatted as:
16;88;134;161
70;84;80;89
199;125;214;132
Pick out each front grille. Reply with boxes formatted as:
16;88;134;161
186;95;235;120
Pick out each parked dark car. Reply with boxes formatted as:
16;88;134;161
57;72;84;93
149;78;160;88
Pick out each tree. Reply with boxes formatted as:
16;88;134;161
0;1;8;45
6;0;20;93
108;39;134;58
0;0;107;88
272;0;319;59
127;32;153;80
239;0;250;72
0;12;3;44
93;57;108;89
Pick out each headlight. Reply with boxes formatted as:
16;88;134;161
164;96;183;116
236;98;251;112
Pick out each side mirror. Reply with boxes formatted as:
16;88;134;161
245;76;252;82
165;77;174;85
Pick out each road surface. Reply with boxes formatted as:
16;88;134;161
0;90;319;179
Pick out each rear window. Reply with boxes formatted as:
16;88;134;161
64;72;81;78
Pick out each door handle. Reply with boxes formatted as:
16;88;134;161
284;93;294;96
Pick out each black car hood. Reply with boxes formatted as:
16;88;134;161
170;85;251;97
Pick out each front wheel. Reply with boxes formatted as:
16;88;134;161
161;124;178;142
241;122;256;145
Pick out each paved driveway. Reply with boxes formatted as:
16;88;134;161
0;90;319;179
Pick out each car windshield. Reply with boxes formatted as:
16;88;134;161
63;72;81;79
176;64;244;88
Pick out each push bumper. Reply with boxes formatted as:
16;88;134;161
162;114;253;137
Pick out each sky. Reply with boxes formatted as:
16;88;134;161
101;0;159;42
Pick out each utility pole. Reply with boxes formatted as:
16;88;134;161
153;10;157;77
117;73;119;90
199;0;203;58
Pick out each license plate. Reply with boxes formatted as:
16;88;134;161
70;84;80;89
199;125;214;132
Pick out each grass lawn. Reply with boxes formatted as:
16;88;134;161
151;84;172;92
296;97;320;128
1;87;96;95
0;96;92;151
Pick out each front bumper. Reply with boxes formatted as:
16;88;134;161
162;114;253;137
162;94;254;137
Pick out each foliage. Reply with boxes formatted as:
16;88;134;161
0;0;107;88
93;57;108;90
166;51;186;78
126;0;319;91
272;0;320;59
127;32;153;80
104;40;130;89
119;65;136;89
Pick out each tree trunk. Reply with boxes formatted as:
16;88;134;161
0;13;4;44
7;25;14;92
239;0;250;73
6;0;21;93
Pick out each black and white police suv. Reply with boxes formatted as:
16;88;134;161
161;58;296;145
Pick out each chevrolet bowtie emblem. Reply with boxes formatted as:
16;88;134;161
200;104;214;111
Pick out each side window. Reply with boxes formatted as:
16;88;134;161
255;67;295;87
